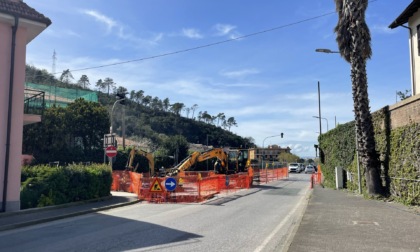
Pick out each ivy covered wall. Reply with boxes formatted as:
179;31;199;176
319;105;420;205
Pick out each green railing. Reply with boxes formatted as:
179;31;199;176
24;88;45;116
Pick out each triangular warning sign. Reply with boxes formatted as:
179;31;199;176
149;178;165;193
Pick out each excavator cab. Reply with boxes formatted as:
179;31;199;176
227;149;251;173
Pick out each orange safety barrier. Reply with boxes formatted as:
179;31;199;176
111;171;139;192
111;167;289;203
310;165;323;188
256;167;289;184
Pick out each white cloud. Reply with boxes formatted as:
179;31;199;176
213;23;237;36
81;9;163;47
182;28;203;39
82;10;117;33
221;68;260;78
43;28;81;38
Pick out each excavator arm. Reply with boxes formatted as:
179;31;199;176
126;147;155;174
167;148;228;176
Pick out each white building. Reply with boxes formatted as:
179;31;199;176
389;0;420;97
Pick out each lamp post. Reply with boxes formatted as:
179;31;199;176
313;116;329;131
315;48;339;54
315;47;361;194
108;94;126;164
317;81;322;136
110;98;124;135
262;133;284;170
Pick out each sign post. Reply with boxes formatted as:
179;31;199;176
105;146;117;165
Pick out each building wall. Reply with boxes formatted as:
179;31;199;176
409;10;420;96
250;146;290;163
389;94;420;129
0;21;28;211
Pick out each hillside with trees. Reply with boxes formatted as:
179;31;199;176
24;65;256;165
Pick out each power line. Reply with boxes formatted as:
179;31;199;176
38;0;380;76
68;11;337;73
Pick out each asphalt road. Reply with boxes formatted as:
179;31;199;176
0;174;311;252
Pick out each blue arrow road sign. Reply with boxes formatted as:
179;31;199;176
165;177;177;191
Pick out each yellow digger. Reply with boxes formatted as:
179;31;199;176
126;147;155;175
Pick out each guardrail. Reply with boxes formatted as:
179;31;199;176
24;88;45;115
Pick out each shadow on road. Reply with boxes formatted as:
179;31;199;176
0;212;203;251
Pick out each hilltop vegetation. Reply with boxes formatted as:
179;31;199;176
24;65;255;165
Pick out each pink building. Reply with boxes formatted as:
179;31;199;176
0;0;51;212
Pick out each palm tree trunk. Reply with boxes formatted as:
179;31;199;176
350;47;382;196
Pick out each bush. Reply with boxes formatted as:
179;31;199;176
21;164;112;209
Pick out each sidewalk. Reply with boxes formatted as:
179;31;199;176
287;185;420;252
0;191;139;232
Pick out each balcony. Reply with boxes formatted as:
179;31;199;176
23;88;45;125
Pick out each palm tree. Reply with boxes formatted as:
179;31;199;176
334;0;382;195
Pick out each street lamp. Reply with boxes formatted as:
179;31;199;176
262;133;284;170
317;81;322;136
110;98;125;135
107;93;126;163
313;116;329;131
315;47;361;194
315;48;340;54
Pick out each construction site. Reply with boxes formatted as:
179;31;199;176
111;147;292;203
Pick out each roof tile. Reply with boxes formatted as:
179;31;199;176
0;0;51;26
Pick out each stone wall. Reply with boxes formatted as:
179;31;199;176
388;95;420;129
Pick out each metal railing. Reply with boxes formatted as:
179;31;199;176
24;88;45;116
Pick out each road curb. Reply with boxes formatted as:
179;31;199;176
0;199;141;232
280;185;313;252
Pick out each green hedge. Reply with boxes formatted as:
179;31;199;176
319;106;420;205
20;164;112;209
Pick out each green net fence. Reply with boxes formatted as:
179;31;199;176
25;82;98;108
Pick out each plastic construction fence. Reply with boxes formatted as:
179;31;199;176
310;165;323;188
25;82;98;108
111;167;289;203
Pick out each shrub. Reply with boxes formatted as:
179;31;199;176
21;164;112;209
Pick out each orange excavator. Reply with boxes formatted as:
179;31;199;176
166;148;255;176
126;147;155;175
167;148;228;176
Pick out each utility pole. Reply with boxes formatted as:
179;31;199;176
122;106;126;150
318;81;322;135
52;50;57;105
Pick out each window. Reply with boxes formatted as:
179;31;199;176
417;25;420;56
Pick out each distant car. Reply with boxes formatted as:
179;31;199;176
288;163;300;173
305;165;316;174
299;163;305;172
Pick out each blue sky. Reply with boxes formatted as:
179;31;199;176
24;0;412;157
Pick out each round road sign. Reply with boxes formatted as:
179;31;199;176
165;177;177;191
105;146;117;158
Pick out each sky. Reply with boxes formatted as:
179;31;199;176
24;0;413;158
